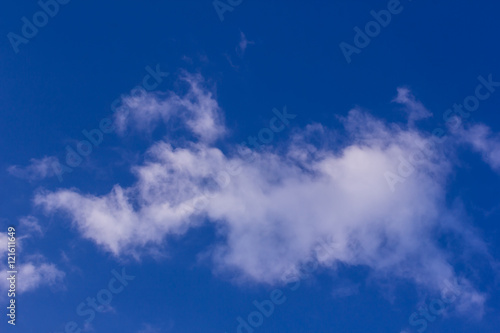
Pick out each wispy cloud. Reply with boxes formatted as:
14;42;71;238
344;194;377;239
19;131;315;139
331;280;360;298
8;156;60;181
393;87;432;126
457;123;500;171
236;31;254;56
137;323;161;333
19;215;43;236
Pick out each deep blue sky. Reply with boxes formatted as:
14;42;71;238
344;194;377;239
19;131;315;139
1;1;500;332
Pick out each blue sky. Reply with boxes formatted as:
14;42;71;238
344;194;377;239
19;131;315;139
1;0;500;332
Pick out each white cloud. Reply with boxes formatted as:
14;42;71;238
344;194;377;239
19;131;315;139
0;230;64;294
19;215;43;236
34;80;496;316
12;262;64;293
457;123;500;171
8;156;60;181
393;87;432;126
114;73;225;143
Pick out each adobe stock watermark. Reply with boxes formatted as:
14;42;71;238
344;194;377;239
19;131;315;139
407;280;462;333
6;227;17;326
54;267;135;333
233;238;336;333
213;0;243;22
51;64;169;182
182;106;297;214
8;0;72;54
339;0;412;64
385;74;500;192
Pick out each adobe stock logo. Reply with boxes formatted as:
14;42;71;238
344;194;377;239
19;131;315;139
7;0;72;54
51;64;169;182
407;280;462;333
339;0;412;64
384;74;500;192
55;268;135;333
232;238;336;333
213;0;243;22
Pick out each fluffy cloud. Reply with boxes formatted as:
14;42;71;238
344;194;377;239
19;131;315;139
35;74;496;315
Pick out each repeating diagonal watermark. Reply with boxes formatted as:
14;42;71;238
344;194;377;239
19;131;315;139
385;74;500;192
7;0;72;54
213;0;243;22
339;0;413;64
53;267;135;333
231;237;337;332
51;64;169;182
407;280;462;332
